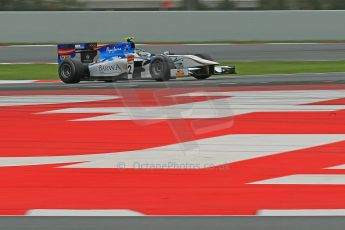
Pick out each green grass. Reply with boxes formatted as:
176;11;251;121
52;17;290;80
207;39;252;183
0;64;58;80
221;60;345;76
0;60;344;80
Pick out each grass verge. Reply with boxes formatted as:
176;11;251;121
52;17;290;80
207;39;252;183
221;60;345;76
0;64;58;80
0;60;344;80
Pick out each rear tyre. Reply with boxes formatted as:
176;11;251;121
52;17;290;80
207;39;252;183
193;54;215;80
149;56;173;82
58;59;85;84
104;79;116;83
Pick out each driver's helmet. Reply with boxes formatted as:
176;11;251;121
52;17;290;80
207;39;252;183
124;37;135;49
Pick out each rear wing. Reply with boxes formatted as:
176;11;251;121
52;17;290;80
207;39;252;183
57;43;98;64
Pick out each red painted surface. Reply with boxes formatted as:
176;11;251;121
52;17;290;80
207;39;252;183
0;85;345;215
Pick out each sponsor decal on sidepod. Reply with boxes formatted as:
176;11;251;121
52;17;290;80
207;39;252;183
98;64;122;73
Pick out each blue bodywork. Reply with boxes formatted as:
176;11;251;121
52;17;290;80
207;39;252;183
57;44;76;64
97;42;135;61
57;42;136;64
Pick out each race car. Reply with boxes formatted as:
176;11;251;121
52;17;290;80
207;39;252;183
57;38;235;84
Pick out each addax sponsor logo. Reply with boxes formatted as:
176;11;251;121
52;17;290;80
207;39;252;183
98;64;122;73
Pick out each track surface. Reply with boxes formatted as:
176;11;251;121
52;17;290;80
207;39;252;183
1;74;345;217
1;217;345;230
0;72;345;91
1;43;345;63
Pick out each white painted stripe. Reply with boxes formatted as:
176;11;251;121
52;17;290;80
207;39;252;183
327;164;345;169
26;209;144;216
257;209;345;216
0;80;35;84
0;95;118;106
251;175;345;185
43;90;345;121
0;134;343;168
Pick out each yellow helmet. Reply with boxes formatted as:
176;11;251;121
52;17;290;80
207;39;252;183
124;37;135;43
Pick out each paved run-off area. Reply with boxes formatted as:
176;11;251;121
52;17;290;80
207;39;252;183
0;79;345;216
2;40;345;230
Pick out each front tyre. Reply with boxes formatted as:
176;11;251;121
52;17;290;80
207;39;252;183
149;56;173;82
104;79;117;83
58;59;85;84
192;54;215;80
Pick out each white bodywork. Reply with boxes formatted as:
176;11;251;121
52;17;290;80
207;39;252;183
88;54;219;79
89;58;128;77
168;55;219;68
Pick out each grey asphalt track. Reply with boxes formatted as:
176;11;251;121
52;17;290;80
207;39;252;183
1;43;345;63
1;217;345;230
0;72;344;91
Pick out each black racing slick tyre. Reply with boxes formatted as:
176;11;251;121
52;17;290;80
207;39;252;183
58;59;85;84
149;56;173;82
193;53;215;80
104;80;116;83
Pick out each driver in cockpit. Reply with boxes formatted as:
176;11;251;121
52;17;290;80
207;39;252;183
125;37;151;60
125;36;136;49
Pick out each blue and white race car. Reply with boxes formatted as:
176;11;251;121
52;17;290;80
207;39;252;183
57;38;235;84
